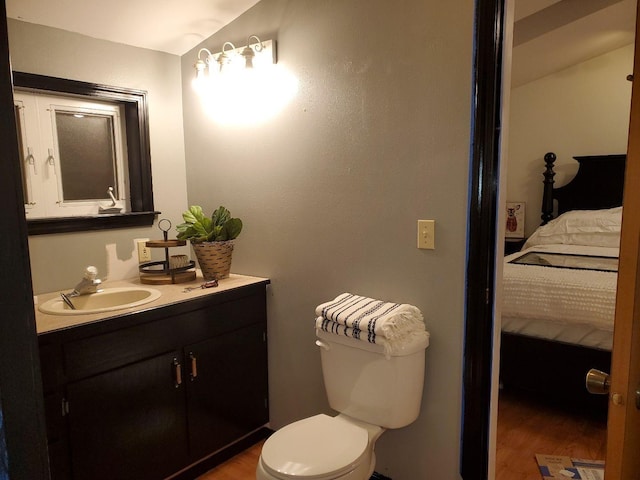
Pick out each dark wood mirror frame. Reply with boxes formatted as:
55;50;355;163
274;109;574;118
13;71;159;235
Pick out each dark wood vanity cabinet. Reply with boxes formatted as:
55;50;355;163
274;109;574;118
38;282;269;480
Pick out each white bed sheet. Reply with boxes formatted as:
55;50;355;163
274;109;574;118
501;244;618;351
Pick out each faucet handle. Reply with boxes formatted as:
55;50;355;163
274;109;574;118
84;266;98;280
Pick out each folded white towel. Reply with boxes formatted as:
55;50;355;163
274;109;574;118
315;293;428;356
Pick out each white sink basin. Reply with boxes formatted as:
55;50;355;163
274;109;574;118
38;287;161;315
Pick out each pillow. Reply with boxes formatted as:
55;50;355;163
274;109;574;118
523;206;622;249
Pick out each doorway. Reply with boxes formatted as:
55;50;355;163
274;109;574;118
462;0;640;479
495;0;635;477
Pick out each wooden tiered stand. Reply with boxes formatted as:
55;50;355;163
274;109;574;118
139;219;196;284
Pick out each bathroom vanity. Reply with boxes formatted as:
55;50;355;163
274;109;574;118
36;274;270;480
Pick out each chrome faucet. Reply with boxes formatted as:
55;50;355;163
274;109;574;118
69;266;103;297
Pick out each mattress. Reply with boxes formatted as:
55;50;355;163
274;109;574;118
501;244;618;351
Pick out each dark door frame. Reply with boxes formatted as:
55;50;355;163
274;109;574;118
461;0;505;479
0;1;503;479
0;0;51;478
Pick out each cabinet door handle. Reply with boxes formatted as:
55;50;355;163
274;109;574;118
173;357;182;387
61;398;70;417
189;352;198;381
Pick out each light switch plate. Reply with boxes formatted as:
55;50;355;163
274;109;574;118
417;220;435;249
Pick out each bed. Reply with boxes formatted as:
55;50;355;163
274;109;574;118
499;152;626;413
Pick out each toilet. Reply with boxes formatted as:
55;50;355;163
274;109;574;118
257;327;429;480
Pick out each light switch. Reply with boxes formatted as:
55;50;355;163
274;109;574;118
417;220;435;249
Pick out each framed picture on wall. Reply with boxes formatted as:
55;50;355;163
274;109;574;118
505;202;525;238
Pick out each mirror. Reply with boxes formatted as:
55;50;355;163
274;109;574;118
13;71;157;235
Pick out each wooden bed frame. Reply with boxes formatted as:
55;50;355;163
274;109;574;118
500;152;626;414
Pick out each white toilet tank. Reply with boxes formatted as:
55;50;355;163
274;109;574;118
315;328;428;429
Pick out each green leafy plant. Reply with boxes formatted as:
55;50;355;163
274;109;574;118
176;205;243;243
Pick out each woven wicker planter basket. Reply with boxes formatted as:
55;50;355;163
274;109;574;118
191;240;235;280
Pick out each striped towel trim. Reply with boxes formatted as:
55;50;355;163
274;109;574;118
314;293;428;355
315;316;389;347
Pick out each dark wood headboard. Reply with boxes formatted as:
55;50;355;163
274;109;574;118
541;152;626;225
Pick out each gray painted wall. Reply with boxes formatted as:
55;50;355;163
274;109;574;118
181;1;474;478
8;19;189;295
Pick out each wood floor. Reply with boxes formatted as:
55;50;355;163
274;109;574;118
197;440;265;479
196;391;606;480
496;389;607;480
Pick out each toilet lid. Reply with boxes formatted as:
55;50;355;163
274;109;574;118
261;414;369;479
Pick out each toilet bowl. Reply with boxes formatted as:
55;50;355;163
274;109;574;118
256;414;383;480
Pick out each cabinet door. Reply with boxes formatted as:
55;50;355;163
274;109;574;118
186;323;268;460
66;351;188;480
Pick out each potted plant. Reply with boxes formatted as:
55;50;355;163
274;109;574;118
176;205;243;280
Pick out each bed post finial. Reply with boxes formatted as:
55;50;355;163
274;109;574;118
541;152;556;225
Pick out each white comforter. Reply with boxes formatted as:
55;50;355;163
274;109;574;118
501;244;618;349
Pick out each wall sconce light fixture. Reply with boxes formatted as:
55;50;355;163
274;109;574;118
193;35;297;125
194;36;276;82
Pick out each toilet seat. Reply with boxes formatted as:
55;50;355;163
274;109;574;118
261;414;369;479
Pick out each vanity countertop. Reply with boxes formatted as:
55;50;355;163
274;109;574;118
35;273;270;335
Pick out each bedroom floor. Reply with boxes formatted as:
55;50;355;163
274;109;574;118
496;389;607;480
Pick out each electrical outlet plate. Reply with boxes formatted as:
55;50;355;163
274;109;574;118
417;220;435;249
137;240;151;262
